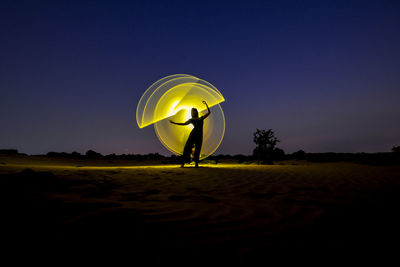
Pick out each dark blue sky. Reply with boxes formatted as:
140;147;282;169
1;0;399;155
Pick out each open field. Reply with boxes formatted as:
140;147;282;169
1;155;400;263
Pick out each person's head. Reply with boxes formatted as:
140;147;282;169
191;108;198;118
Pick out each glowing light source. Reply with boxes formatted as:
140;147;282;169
136;74;225;160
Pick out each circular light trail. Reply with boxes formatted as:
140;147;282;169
136;74;225;160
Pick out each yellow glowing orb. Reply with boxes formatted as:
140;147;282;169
136;74;225;160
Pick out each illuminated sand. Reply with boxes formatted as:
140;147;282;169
1;155;400;262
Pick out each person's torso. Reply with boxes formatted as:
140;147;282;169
190;118;204;134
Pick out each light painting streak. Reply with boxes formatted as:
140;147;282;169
136;74;225;160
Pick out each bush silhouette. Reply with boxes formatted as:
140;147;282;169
85;150;103;158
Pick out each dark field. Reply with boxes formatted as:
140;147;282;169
1;155;400;263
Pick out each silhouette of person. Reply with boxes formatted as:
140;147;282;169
169;100;211;167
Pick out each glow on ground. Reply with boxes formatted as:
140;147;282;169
3;163;281;170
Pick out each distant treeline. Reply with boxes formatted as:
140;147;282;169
46;150;167;161
0;149;165;161
208;151;400;165
0;149;27;155
286;150;400;165
1;148;399;165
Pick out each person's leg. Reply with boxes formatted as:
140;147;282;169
182;135;194;167
193;138;203;168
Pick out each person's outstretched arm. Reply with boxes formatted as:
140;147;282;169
169;119;190;126
201;100;211;119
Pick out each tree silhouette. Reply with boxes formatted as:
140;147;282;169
253;128;280;164
393;146;400;153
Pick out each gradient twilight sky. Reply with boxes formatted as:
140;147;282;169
1;0;399;155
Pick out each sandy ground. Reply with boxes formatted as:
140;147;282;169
1;155;400;263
